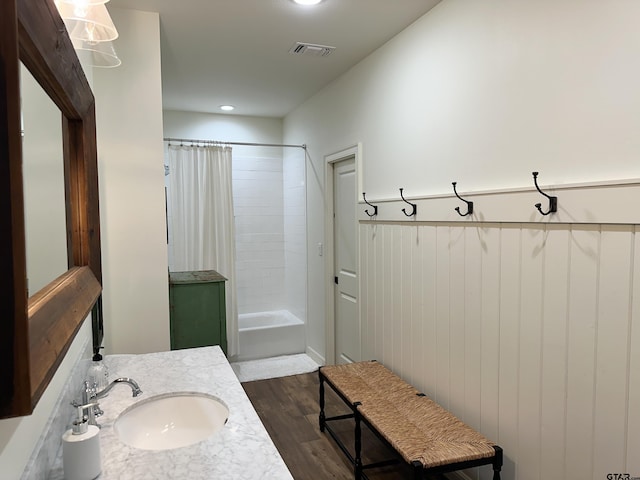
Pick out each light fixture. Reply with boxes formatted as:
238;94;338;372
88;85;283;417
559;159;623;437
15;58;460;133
72;38;121;68
55;0;121;68
55;1;118;44
219;105;235;111
292;0;323;5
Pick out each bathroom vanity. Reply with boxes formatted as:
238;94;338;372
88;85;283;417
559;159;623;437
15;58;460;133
49;346;293;479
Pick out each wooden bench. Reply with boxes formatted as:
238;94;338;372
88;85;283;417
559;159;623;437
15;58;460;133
319;360;503;480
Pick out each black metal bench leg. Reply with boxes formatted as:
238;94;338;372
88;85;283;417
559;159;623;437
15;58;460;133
492;445;503;480
411;461;423;480
319;370;326;432
354;402;363;480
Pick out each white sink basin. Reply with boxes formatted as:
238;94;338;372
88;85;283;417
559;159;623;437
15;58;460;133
114;392;229;451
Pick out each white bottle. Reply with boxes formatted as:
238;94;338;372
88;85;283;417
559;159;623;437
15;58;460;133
62;405;102;480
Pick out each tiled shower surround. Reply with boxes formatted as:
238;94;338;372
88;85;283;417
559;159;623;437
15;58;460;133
233;155;286;314
233;152;306;319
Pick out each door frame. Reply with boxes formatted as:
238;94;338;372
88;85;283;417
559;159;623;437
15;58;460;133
324;143;362;365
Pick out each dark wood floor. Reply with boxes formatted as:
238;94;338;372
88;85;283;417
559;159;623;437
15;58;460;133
242;371;445;480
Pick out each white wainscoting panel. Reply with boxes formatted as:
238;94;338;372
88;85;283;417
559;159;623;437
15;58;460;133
359;221;639;480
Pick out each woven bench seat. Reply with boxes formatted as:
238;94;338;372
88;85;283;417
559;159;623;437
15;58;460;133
319;360;502;480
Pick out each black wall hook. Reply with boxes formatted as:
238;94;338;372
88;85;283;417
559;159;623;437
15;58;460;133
362;192;378;217
399;188;417;217
532;171;557;216
452;182;473;217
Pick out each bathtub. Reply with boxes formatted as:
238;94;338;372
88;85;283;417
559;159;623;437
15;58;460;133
236;310;305;362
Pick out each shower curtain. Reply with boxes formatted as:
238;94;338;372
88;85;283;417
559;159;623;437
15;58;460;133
167;144;238;357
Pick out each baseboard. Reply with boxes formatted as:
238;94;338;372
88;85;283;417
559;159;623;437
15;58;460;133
306;346;325;366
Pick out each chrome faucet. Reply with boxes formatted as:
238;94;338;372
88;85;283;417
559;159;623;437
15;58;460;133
82;377;143;426
95;377;143;399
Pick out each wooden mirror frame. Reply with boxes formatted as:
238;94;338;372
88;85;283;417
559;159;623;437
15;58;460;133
0;0;102;417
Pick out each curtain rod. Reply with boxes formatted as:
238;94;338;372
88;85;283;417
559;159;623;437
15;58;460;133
164;137;306;149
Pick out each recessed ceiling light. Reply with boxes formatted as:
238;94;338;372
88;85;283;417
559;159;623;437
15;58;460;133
292;0;323;5
219;105;235;111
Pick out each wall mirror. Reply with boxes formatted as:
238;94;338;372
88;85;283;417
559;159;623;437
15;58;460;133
21;62;69;296
0;0;103;417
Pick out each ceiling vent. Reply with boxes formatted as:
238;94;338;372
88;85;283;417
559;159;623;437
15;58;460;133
288;42;335;57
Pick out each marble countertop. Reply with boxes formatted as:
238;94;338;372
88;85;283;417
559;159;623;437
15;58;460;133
50;346;293;480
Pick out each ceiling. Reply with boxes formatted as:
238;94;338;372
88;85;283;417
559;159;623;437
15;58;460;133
107;0;441;118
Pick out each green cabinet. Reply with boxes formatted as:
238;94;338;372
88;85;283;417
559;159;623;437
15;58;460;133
169;270;227;354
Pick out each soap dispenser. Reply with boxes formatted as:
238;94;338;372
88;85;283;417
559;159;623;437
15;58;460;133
62;403;102;480
87;352;109;393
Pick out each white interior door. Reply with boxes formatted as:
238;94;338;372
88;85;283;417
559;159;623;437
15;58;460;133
333;157;359;364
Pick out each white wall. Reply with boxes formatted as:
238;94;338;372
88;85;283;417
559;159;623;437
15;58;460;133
291;0;640;200
94;8;170;354
283;0;640;478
